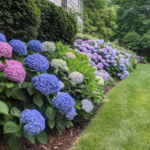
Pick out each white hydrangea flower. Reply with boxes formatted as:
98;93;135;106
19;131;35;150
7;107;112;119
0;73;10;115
68;71;84;84
81;99;93;113
95;76;104;85
42;41;55;53
51;59;69;71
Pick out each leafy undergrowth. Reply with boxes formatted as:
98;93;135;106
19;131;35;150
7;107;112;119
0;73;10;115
71;64;150;150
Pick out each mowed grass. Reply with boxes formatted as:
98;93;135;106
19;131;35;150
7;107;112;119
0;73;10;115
71;64;150;150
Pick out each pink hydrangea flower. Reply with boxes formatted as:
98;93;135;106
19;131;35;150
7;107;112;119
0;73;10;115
4;60;26;84
0;61;5;72
66;52;76;58
0;42;12;58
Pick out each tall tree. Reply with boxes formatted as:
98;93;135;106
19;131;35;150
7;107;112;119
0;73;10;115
83;0;118;41
111;0;150;42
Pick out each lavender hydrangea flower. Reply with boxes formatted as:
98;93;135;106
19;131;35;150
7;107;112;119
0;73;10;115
66;52;76;58
95;70;110;81
81;99;93;113
52;92;75;115
68;72;84;84
20;109;45;136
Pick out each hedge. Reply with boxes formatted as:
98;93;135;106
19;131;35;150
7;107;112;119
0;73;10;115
0;0;41;42
37;0;78;44
121;31;142;51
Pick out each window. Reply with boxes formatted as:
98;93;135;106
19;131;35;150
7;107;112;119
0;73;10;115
78;0;82;13
61;0;67;11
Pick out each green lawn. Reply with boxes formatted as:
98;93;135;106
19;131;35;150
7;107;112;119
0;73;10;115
71;64;150;150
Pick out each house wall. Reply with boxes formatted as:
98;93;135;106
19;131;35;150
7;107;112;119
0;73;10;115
48;0;83;26
47;0;61;6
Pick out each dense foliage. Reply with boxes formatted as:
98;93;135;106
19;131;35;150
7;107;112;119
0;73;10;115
121;32;142;51
110;0;150;42
73;39;138;79
37;0;77;44
0;33;105;150
83;0;118;41
0;0;41;42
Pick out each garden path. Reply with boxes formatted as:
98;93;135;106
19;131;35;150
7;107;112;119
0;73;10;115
71;64;150;150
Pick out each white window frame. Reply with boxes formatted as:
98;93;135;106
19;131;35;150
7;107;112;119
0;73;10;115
78;0;83;13
61;0;67;11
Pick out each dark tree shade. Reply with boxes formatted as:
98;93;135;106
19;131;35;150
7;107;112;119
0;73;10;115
37;0;77;44
121;32;142;51
0;0;41;42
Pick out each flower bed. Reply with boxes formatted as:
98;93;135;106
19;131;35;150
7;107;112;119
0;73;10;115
0;33;144;150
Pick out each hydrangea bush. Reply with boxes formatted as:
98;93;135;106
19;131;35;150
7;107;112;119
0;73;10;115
0;33;141;150
73;39;138;80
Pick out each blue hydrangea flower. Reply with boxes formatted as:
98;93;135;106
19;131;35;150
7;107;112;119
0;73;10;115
0;33;6;42
9;39;27;55
120;75;125;80
120;64;125;68
52;92;75;115
81;99;93;113
66;107;76;120
123;70;129;76
117;73;121;77
24;54;49;72
28;40;42;52
32;73;60;94
107;42;111;46
59;81;65;90
113;63;117;67
20;109;45;136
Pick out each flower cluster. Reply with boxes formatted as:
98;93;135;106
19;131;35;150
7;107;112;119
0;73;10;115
28;40;42;52
66;52;76;58
95;76;104;85
32;73;60;94
0;61;4;72
68;72;84;84
66;107;76;120
81;99;93;113
24;54;49;72
73;39;133;80
59;81;65;90
95;70;110;81
4;60;26;84
42;41;55;53
0;42;12;58
51;59;69;71
52;92;75;115
20;109;45;136
9;39;27;55
0;33;6;42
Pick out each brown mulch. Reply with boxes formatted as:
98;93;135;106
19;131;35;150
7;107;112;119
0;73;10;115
0;82;120;150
